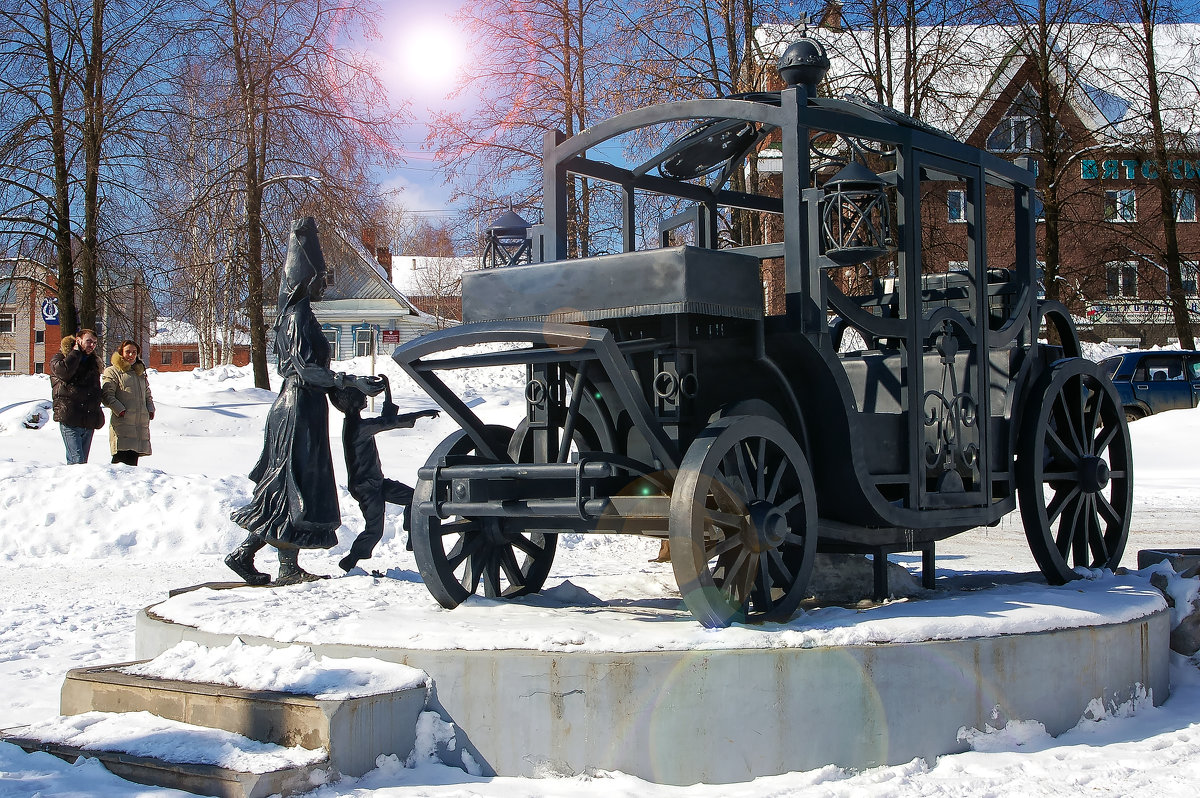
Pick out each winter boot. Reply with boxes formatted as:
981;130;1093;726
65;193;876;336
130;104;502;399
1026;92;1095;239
274;546;326;586
224;537;269;585
338;554;358;573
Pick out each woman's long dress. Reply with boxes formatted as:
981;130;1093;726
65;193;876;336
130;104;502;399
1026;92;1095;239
230;299;339;549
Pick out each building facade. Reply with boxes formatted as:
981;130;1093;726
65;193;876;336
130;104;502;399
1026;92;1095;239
753;21;1200;346
0;262;61;375
0;262;151;375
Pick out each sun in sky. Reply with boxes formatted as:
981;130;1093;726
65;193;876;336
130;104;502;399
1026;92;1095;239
388;15;466;103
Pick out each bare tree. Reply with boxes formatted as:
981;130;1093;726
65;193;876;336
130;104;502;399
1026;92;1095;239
427;0;616;258
0;0;82;331
1103;7;1200;348
177;0;405;388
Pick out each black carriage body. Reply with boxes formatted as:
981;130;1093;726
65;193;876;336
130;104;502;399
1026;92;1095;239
395;61;1132;624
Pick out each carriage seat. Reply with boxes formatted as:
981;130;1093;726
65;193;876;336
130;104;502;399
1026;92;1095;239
853;269;1019;330
461;246;765;324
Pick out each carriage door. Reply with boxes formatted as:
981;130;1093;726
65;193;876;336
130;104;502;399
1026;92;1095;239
907;155;991;510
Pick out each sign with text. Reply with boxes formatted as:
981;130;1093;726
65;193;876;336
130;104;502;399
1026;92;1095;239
380;330;401;344
1080;158;1200;181
40;298;59;325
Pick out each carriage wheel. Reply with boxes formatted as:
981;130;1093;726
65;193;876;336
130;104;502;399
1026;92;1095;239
669;416;818;627
411;425;557;609
1017;359;1133;584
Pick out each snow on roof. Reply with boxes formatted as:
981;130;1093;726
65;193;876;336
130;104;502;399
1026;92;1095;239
757;23;1200;144
390;254;476;296
150;317;249;346
334;228;425;316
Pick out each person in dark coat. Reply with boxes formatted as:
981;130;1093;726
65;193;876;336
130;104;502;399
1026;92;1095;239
329;376;438;573
226;217;384;586
49;329;105;464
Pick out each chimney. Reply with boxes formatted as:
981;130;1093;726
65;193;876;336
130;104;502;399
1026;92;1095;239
376;246;393;281
361;227;377;254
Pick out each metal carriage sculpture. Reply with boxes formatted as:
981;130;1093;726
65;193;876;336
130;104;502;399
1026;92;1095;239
394;38;1133;627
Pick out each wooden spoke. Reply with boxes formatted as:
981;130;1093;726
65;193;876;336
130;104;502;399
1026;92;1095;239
670;416;817;627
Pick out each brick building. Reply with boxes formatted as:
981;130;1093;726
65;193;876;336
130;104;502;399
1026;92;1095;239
148;318;251;372
754;21;1200;346
0;261;61;375
0;262;151;375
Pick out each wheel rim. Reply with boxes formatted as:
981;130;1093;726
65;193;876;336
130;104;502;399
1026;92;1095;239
670;416;817;627
1018;360;1133;584
411;426;558;609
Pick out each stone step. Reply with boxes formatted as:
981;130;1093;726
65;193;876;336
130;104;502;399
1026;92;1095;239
3;713;329;798
60;661;428;778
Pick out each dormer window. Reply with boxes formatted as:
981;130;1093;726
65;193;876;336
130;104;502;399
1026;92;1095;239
988;115;1032;152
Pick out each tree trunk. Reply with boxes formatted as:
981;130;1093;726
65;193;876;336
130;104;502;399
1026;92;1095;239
40;0;76;333
1142;13;1195;348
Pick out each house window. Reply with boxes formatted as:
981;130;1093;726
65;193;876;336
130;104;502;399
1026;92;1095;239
1033;191;1045;222
987;116;1032;152
947;190;966;223
0;353;13;372
160;350;173;365
355;328;375;358
322;328;338;347
34;361;43;373
1106;261;1138;297
1105;189;1136;222
181;350;200;365
1175;190;1196;222
1167;261;1199;296
0;313;13;334
1035;261;1046;298
35;330;44;343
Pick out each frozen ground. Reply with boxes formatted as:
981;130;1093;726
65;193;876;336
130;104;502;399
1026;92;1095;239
1;352;1200;796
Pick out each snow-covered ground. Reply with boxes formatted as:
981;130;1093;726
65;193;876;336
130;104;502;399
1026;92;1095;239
1;352;1200;797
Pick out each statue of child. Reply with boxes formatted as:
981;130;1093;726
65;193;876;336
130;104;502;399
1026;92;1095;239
329;375;439;573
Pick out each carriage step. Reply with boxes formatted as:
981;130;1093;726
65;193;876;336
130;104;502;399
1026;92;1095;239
58;659;429;779
3;713;330;798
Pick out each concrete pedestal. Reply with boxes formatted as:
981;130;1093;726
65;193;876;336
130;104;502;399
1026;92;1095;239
135;597;1170;785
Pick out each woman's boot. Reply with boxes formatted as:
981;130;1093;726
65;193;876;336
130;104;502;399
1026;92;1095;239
275;545;324;585
224;536;269;585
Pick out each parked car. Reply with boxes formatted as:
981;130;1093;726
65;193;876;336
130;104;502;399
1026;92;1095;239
1099;350;1200;421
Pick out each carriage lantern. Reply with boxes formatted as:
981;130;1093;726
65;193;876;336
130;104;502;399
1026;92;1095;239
820;161;893;267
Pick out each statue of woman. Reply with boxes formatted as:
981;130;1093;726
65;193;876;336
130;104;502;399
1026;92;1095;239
226;217;383;586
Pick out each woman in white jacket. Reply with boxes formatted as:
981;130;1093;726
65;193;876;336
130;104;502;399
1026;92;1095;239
100;340;155;465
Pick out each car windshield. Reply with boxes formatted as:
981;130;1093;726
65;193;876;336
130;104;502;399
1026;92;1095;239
1099;356;1122;379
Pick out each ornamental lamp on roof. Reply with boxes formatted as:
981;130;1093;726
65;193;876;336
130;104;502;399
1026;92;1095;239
483;208;533;269
777;35;830;96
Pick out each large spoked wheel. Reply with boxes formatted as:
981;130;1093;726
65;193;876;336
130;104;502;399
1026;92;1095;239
669;416;818;627
1017;359;1133;584
411;425;557;609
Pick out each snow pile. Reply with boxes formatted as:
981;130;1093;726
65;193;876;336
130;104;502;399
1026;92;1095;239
119;639;428;700
0;461;251;561
13;710;326;773
0;399;51;433
408;711;482;776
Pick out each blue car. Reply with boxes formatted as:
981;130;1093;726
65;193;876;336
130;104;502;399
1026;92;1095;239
1099;350;1200;421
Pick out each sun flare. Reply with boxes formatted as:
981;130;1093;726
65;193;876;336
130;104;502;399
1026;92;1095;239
397;20;464;97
